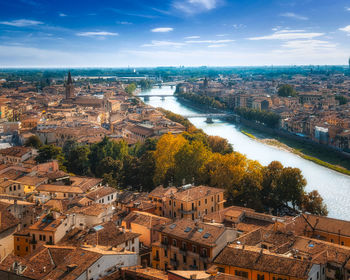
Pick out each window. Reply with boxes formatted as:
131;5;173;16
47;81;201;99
192;203;194;210
173;239;177;246
192;213;194;220
341;241;344;245
192;245;197;253
173;201;176;206
49;236;53;243
205;209;208;214
235;270;248;278
181;203;183;210
205;198;207;204
43;235;46;241
174;211;176;218
198;200;201;206
17;246;20;251
217;195;220;202
169;201;171;206
164;249;168;257
183;255;187;264
257;275;265;280
9;186;12;192
132;247;135;252
330;239;334;243
211;207;214;212
26;247;28;252
39;235;42;241
132;238;134;244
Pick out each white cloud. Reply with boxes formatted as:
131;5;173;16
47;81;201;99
142;40;185;47
151;27;174;33
280;12;308;20
208;44;227;48
346;7;350;11
0;19;43;27
185;35;200;39
59;13;67;17
233;24;246;29
185;39;234;43
216;34;228;37
339;25;350;33
249;30;324;40
117;21;132;25
76;31;119;37
281;39;337;50
173;0;218;14
188;0;217;10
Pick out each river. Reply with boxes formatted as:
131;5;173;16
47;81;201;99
139;86;350;220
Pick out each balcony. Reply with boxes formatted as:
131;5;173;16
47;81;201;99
170;259;179;267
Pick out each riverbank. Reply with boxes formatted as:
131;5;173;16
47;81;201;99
241;127;350;176
175;95;350;176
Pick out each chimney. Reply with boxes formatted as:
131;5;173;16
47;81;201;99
66;264;77;272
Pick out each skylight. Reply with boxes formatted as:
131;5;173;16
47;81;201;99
184;227;192;232
203;233;211;239
170;224;177;229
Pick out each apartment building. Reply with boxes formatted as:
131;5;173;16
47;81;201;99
152;219;236;271
161;185;225;220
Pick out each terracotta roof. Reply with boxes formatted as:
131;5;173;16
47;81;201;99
69;176;102;192
0;245;101;280
0;202;19;233
173;186;223;202
149;185;178;198
123;211;171;228
29;213;66;232
36;184;84;194
120;266;168;280
15;175;48;186
300;214;350;237
155;219;227;247
86;186;117;201
214;245;314;279
67;204;110;216
60;221;140;248
0;146;31;157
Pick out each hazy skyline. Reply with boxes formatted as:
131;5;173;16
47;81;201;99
1;0;350;67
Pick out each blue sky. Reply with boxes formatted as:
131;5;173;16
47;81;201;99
0;0;350;67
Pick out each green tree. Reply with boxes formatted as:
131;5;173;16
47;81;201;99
125;83;136;95
301;190;328;216
173;140;209;185
275;167;306;209
207;135;233;154
35;145;62;163
278;84;298;97
66;146;91;175
24;135;42;149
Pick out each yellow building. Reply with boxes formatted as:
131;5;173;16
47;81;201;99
149;186;177;217
214;245;321;280
151;219;236;271
162;185;225;220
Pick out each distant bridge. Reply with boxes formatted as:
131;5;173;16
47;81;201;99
137;94;174;98
182;113;239;123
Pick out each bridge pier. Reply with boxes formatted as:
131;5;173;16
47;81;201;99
206;117;213;124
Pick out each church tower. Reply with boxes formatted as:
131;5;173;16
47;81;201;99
65;71;75;99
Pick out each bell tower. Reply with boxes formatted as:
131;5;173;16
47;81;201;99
65;71;75;99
